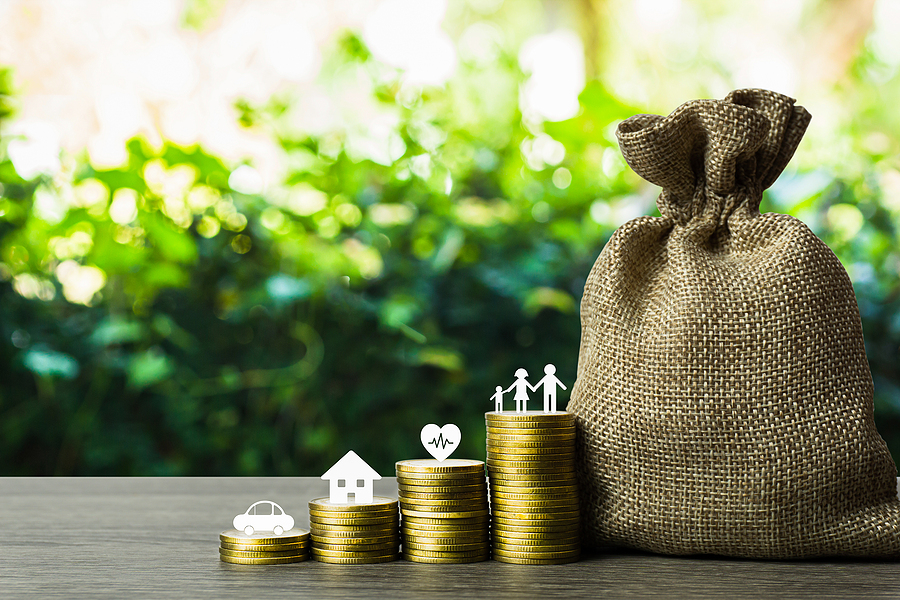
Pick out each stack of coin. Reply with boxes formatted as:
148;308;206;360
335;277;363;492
219;528;310;565
396;459;490;563
308;497;400;564
485;411;580;564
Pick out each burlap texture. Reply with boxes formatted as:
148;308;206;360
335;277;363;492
569;89;900;558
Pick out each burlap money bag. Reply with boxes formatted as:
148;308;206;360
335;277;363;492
569;88;900;558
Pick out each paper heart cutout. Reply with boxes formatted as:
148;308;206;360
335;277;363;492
420;424;461;462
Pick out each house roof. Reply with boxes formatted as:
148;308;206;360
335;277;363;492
321;450;382;481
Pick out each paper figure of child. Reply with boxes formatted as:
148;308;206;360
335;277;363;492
505;368;535;412
535;364;567;412
491;386;505;411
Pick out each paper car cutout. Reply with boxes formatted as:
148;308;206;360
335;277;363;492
232;500;295;535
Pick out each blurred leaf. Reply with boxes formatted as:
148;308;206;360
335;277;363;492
142;212;197;263
90;317;146;347
522;287;577;317
266;274;312;304
128;348;174;390
21;347;80;379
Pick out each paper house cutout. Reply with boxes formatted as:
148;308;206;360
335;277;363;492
321;450;381;504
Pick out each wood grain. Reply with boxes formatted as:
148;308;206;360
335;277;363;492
3;477;900;599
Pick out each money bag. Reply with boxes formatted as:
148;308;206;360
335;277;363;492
569;89;900;558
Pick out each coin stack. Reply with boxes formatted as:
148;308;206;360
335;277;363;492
396;459;491;563
219;528;310;565
308;497;400;564
486;411;580;564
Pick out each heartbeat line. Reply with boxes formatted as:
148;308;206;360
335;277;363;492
428;434;455;449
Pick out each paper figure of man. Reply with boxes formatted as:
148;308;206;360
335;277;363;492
505;368;535;412
535;364;567;412
491;386;505;412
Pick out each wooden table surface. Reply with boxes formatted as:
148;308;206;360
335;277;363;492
4;477;900;599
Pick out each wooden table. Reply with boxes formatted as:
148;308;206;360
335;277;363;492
4;477;900;599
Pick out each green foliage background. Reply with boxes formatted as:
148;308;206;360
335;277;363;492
2;19;900;476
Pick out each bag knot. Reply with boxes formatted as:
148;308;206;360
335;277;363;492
616;89;811;227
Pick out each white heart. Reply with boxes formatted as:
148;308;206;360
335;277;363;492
420;424;461;462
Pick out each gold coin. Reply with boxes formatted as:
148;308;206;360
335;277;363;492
400;505;489;516
313;541;399;553
309;506;396;518
485;424;576;434
489;484;579;495
487;463;576;474
487;454;576;464
398;494;487;505
489;496;578;507
310;531;400;544
311;547;398;558
492;541;580;553
309;523;398;535
308;497;398;513
491;534;579;546
219;529;310;546
397;478;486;489
220;541;309;552
396;459;485;474
487;455;574;466
398;479;486;489
220;554;308;565
219;547;309;559
309;514;398;526
398;490;486;501
487;447;576;458
401;508;490;519
311;537;397;546
486;442;574;453
492;554;580;565
491;533;578;544
402;552;489;564
312;553;399;564
400;487;487;506
398;483;487;495
402;516;490;528
487;441;575;452
491;517;581;535
491;512;579;523
492;547;581;560
490;501;580;512
486;455;576;465
403;534;490;545
485;410;575;421
397;469;487;480
402;530;488;541
308;505;397;517
486;432;576;443
492;518;579;531
488;474;577;485
402;547;491;559
400;518;491;534
403;525;489;536
403;540;489;551
399;501;489;512
491;507;579;519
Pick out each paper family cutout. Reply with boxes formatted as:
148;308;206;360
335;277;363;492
491;364;567;412
233;500;295;535
420;423;461;461
321;450;381;504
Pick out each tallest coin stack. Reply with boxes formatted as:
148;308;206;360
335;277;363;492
485;411;580;564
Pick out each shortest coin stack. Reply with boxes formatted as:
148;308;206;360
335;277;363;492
397;459;490;563
219;528;310;565
308;497;400;564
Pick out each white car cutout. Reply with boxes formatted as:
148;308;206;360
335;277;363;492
233;500;294;536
